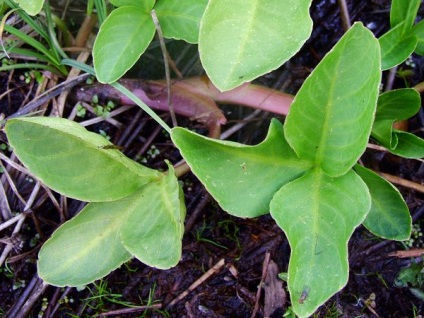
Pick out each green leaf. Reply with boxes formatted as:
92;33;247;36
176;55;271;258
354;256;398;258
171;119;313;218
199;0;312;91
270;169;371;318
13;0;44;15
379;23;417;70
5;117;160;202
93;6;155;83
394;262;423;288
390;131;424;158
121;163;185;269
372;119;398;149
38;202;132;287
155;0;208;43
412;20;424;55
39;165;186;286
284;23;381;177
375;89;421;121
110;0;154;11
371;89;424;158
354;165;411;240
390;0;421;34
372;128;424;159
372;89;420;147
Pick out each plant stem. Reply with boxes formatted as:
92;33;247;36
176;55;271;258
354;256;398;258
151;9;178;127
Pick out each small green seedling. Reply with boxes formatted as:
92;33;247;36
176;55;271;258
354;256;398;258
395;258;424;301
171;23;412;317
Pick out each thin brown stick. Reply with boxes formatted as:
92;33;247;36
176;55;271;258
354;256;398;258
337;0;351;31
0;212;27;233
79;105;133;127
385;66;398;92
0;160;27;206
151;9;178;127
0;168;12;220
379;172;424;193
13;280;48;318
5;73;90;120
166;258;226;308
55;50;91;117
184;193;211;233
4;275;41;318
0;153;61;213
414;81;424;93
389;249;424;258
0;182;40;266
251;251;271;318
97;304;163;317
75;14;98;48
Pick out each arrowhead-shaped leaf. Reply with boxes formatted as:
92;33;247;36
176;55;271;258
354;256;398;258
284;23;381;177
199;0;312;91
5;117;160;202
354;164;411;240
38;202;132;287
171;119;313;218
121;164;186;269
155;0;208;43
93;6;155;83
270;169;371;317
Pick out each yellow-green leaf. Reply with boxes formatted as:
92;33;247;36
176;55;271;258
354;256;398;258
6;117;160;202
199;0;312;91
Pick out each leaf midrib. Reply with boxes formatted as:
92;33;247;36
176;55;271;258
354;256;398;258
224;1;259;86
315;43;345;167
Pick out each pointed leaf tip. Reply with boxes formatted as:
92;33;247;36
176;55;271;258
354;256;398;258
284;23;381;177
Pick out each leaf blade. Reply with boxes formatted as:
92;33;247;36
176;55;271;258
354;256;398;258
354;164;411;240
379;23;417;70
284;23;381;177
5;117;160;202
155;0;208;43
93;6;155;83
390;0;421;33
412;20;424;55
199;0;312;91
171;119;313;218
375;88;421;121
270;169;371;317
120;164;185;269
38;202;132;287
13;0;44;15
390;131;424;159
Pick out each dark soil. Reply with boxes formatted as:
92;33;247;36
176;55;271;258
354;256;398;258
1;0;424;317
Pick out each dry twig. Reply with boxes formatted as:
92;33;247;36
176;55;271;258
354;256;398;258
166;258;226;308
